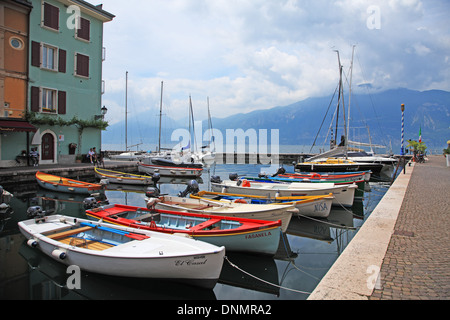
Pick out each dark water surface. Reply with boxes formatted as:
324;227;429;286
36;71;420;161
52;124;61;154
0;164;391;300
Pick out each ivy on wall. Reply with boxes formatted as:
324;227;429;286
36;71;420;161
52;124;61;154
26;112;109;130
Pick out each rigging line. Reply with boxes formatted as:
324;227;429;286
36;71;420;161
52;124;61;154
310;83;339;153
355;53;387;147
224;256;311;295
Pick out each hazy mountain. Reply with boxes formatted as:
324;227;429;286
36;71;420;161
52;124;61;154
103;88;450;153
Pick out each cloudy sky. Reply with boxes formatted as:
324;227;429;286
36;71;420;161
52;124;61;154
88;0;450;126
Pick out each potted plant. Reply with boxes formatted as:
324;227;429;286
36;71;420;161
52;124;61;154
75;154;83;163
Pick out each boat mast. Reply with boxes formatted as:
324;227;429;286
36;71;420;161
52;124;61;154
333;50;346;150
346;45;355;153
158;81;163;153
125;71;128;151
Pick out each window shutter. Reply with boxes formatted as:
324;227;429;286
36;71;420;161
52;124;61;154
78;18;90;41
58;91;66;114
43;2;59;30
76;53;89;77
31;87;40;112
58;49;66;73
31;41;41;67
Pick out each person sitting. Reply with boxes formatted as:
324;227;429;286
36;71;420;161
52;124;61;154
29;148;39;166
88;148;95;163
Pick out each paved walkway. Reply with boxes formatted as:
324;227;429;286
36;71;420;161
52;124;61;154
370;155;450;300
309;155;450;300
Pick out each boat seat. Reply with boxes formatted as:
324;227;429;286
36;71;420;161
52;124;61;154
190;218;222;232
47;226;94;240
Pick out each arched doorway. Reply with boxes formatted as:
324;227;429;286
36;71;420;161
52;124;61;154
41;132;55;162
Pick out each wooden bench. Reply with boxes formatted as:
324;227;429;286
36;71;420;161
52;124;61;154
47;226;94;240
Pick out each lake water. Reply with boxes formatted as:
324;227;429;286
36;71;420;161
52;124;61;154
0;163;392;300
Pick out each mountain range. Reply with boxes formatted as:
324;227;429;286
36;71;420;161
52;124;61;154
102;88;450;153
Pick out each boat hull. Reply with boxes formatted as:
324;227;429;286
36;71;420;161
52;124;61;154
18;215;225;289
138;162;203;177
191;191;333;218
36;171;104;195
295;162;383;174
152;196;295;232
95;167;154;185
212;181;356;207
86;204;282;255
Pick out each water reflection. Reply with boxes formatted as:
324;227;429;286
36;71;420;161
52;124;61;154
1;164;391;300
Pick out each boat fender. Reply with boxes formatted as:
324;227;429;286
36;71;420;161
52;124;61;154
229;173;239;181
234;199;247;204
241;180;251;188
27;239;38;248
312;173;321;179
52;249;66;260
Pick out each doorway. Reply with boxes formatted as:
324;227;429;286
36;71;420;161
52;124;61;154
41;132;54;161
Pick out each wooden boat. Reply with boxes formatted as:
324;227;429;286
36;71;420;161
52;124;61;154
190;191;334;218
211;179;357;207
294;158;383;175
146;195;297;232
277;171;371;182
36;171;104;194
138;161;203;177
18;214;225;289
86;204;282;255
94;167;155;185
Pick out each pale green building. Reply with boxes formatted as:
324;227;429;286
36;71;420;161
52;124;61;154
27;0;114;165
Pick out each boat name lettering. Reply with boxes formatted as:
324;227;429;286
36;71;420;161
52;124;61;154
314;202;328;212
245;231;271;240
175;258;208;266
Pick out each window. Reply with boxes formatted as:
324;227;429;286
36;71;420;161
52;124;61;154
10;37;24;50
41;88;57;113
76;17;90;41
42;44;58;70
30;87;66;115
75;53;89;78
42;2;59;30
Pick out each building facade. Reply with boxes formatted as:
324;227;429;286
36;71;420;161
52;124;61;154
0;0;113;167
0;0;35;167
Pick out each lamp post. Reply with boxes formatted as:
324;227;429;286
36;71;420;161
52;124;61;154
400;103;405;156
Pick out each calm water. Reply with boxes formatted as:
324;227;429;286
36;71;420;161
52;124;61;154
0;163;392;300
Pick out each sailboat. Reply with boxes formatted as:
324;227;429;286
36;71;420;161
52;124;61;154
109;72;147;161
138;83;203;177
295;48;384;175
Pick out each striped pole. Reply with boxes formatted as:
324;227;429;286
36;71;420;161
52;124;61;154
401;104;405;155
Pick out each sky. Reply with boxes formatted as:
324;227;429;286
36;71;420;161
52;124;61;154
88;0;450;126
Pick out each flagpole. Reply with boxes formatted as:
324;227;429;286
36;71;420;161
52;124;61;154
400;104;405;156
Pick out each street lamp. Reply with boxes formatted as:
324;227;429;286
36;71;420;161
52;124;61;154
400;103;405;156
95;106;108;120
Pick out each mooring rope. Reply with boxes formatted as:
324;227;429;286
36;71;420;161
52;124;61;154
296;213;357;230
223;256;312;295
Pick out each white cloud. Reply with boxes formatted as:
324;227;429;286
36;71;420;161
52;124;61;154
89;0;450;125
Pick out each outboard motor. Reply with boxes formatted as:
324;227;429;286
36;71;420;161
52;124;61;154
83;197;98;209
27;206;44;218
151;173;161;183
145;187;160;198
210;175;222;184
229;173;239;181
272;167;286;177
258;172;268;178
178;180;199;197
